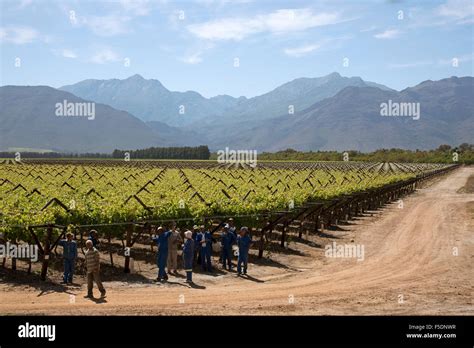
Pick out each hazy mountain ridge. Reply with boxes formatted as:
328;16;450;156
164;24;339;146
0;86;202;152
61;74;238;127
226;76;473;152
60;72;392;127
1;75;472;153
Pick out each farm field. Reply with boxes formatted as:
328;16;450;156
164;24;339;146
0;165;472;315
0;160;453;229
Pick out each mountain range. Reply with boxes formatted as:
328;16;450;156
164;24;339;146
60;72;392;127
0;73;472;153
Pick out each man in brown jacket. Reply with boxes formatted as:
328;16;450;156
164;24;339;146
84;239;106;298
167;222;183;274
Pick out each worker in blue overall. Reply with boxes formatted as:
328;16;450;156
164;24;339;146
221;224;235;271
58;232;77;284
182;230;195;283
228;218;237;238
237;226;253;275
152;226;172;281
197;225;213;272
192;225;200;266
88;230;100;249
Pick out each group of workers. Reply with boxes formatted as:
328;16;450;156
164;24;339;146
152;218;254;283
58;221;254;297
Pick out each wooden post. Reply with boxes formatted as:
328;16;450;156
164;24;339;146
108;232;114;266
280;220;288;248
11;239;17;271
40;225;53;281
258;224;266;259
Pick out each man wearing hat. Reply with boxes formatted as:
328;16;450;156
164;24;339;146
88;230;100;249
237;227;253;275
167;222;183;274
221;223;236;271
58;232;77;284
182;230;195;283
152;226;172;281
228;218;237;239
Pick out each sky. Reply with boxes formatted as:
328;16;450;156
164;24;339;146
0;0;473;98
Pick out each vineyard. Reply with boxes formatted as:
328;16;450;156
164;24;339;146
0;159;458;279
0;160;455;230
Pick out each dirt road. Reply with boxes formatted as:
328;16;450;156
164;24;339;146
1;167;472;315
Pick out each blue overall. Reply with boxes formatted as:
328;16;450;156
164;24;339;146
183;238;194;281
88;235;99;249
58;240;77;282
192;231;199;264
197;231;212;271
221;231;235;270
237;234;252;274
152;231;172;279
229;226;237;239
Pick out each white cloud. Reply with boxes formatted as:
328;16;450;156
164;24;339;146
83;15;131;36
187;8;343;41
17;0;33;9
284;44;320;57
90;49;120;64
119;0;152;16
179;43;214;64
53;49;77;59
374;29;400;40
436;0;474;20
284;35;351;58
407;0;473;28
0;26;39;44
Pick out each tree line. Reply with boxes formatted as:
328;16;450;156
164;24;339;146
251;143;474;164
0;145;211;160
112;145;210;160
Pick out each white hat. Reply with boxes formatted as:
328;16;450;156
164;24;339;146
184;230;193;239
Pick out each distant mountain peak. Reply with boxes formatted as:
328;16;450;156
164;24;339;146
127;74;145;80
326;72;342;78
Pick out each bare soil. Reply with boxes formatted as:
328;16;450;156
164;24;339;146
0;167;472;315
